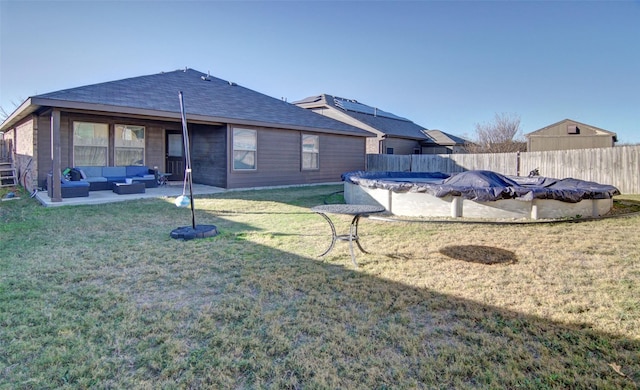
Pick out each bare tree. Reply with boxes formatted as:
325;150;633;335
0;106;10;122
0;97;25;122
464;112;526;153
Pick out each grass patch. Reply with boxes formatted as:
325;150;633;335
1;187;639;388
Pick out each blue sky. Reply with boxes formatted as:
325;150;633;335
1;0;639;143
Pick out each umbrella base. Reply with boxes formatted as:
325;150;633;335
170;225;219;240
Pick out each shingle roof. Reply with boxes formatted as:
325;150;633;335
19;69;372;136
294;94;430;140
422;130;468;145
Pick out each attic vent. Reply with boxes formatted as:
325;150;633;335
567;125;580;134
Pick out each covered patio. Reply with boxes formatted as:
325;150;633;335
35;182;225;207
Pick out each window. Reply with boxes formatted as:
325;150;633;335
386;147;394;154
167;133;183;158
233;128;257;170
115;125;145;166
302;134;319;170
73;122;108;166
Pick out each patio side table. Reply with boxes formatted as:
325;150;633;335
311;204;385;267
112;182;146;195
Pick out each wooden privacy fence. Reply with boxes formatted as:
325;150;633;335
366;145;640;194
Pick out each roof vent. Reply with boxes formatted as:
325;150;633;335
228;81;237;86
201;71;211;81
567;125;579;134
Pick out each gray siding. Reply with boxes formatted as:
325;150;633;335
226;126;365;189
527;120;616;152
383;137;421;155
422;145;451;154
528;135;615;152
146;124;166;171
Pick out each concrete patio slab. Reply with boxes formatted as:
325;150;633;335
35;182;225;207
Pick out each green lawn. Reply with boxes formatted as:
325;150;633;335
1;185;639;389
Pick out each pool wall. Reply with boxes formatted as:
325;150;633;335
344;181;614;220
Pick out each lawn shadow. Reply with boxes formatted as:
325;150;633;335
137;238;636;388
439;245;518;265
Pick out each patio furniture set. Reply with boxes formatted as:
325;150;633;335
47;165;166;198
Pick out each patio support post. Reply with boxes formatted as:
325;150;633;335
50;109;62;202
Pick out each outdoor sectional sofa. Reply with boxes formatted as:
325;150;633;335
47;174;90;198
75;166;158;191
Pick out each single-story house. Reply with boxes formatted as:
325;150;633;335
0;69;374;201
293;94;466;155
526;119;617;152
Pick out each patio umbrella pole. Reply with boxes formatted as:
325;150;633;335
179;91;196;229
170;91;219;240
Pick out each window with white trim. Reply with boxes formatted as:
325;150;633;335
302;134;319;170
73;122;108;166
115;125;145;166
233;128;257;170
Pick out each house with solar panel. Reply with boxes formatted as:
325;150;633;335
293;94;467;155
0;69;374;199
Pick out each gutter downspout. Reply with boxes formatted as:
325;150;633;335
379;135;387;154
51;110;62;202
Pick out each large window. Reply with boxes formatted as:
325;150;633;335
233;128;257;170
115;125;145;166
73;122;108;166
302;134;319;170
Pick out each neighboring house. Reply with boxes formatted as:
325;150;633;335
526;119;617;152
0;69;373;200
293;94;466;155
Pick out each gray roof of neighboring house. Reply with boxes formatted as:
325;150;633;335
293;94;430;140
1;69;373;137
422;129;468;146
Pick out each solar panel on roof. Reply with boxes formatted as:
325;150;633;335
333;97;408;121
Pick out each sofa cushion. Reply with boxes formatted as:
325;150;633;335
83;176;108;183
61;179;90;188
102;166;127;178
76;166;103;178
126;166;151;177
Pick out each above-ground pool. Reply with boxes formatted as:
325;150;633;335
342;170;620;220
